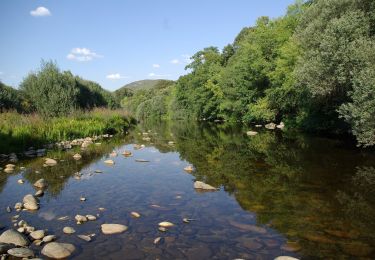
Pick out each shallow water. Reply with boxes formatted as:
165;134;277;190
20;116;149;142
0;121;374;259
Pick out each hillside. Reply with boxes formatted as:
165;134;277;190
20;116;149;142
118;79;164;92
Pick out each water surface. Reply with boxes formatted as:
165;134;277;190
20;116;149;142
0;121;374;259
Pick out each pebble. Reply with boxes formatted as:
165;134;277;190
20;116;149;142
17;179;24;184
131;212;141;218
101;224;128;234
86;215;97;221
104;160;115;165
75;215;88;223
154;237;162;244
30;230;45;240
159;221;174;228
6;207;11;213
34;179;48;189
35;190;44;197
44;158;57;166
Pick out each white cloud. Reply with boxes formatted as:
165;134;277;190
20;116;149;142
30;7;51;17
170;59;180;64
148;72;171;78
106;73;128;80
67;48;102;62
152;64;160;68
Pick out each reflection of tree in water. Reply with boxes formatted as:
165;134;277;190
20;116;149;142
139;120;375;258
21;136;132;197
337;167;375;238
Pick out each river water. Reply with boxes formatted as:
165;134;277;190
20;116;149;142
0;121;374;259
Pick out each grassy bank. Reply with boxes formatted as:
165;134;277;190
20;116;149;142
0;108;135;154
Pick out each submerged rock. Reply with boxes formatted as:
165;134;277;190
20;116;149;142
34;178;48;189
63;227;76;234
7;247;35;258
101;224;128;234
41;242;75;259
194;181;217;191
341;241;373;257
77;235;91;242
0;229;30;246
184;165;194;172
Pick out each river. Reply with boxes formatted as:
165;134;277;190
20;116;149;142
0;120;374;259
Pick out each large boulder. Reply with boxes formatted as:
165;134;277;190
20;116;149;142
0;229;30;246
41;242;75;259
101;224;128;234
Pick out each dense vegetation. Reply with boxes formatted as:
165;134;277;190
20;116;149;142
1;61;118;117
121;0;375;147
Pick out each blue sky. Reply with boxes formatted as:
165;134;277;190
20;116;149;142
0;0;296;91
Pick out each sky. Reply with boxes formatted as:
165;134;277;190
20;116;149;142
0;0;296;91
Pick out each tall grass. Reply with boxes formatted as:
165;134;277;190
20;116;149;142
0;108;134;153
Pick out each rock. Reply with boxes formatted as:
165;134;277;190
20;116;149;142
17;179;24;184
104;159;114;165
42;235;56;243
6;207;11;213
25;226;35;233
341;241;373;257
8;248;35;258
41;242;75;259
154;237;162;244
7;247;35;258
80;197;86;201
194;181;217;191
0;229;30;246
135;159;149;162
110;151;118;157
63;227;75;234
122;151;132;157
184;165;194;172
18;220;27;227
5;164;15;169
0;243;13;254
34;239;43;246
57;216;69;221
158;227;167;232
265;123;276;130
280;241;301;252
4;167;14;173
75;215;88;223
274;257;299;260
77;235;91;242
23;194;39;210
45;158;57;166
246;131;258;136
131;212;141;218
86;215;96;221
14;202;23;210
158;222;174;228
228;220;267;234
255;124;262;128
30;230;45;240
73;153;82;160
277;122;285;129
34;178;48;189
101;224;128;234
35;190;44;197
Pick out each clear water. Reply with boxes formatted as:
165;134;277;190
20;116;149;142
0;121;374;259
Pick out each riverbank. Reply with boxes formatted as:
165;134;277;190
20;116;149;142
0;109;136;154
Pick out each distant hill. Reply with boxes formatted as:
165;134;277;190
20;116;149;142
113;79;174;103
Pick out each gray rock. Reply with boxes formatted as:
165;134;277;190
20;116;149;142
0;229;30;246
23;194;39;210
7;247;35;258
30;230;45;240
34;178;48;189
41;242;75;259
101;224;128;234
